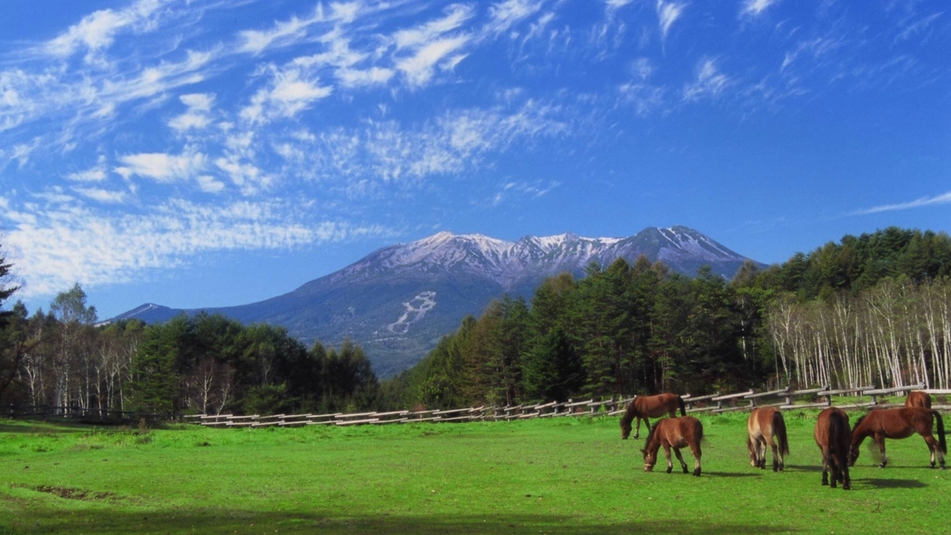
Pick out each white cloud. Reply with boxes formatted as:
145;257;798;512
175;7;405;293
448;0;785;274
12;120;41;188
43;0;165;65
169;93;216;132
396;35;471;88
656;1;687;41
741;0;779;19
485;0;544;37
215;156;272;195
115;151;208;183
682;58;731;101
2;196;392;299
72;187;128;204
241;68;333;124
393;5;474;50
66;157;108;182
851;191;951;215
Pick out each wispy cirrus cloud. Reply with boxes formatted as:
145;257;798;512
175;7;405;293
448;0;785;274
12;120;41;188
682;58;731;101
1;194;396;298
41;0;167;65
741;0;780;19
656;0;686;41
850;191;951;216
114;150;208;183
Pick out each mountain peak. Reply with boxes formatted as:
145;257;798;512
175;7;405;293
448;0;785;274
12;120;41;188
113;225;761;376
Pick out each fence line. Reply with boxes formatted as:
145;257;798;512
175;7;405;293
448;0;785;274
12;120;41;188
184;383;950;428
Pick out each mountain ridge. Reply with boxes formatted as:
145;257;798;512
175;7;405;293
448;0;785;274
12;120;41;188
113;226;763;376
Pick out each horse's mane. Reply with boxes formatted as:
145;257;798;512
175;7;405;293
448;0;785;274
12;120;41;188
853;413;867;430
642;421;659;447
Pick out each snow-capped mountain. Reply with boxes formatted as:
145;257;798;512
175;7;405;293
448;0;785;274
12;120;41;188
113;226;762;376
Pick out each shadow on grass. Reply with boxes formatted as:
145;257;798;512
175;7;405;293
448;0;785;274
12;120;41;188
854;478;928;490
0;422;89;435
701;471;760;478
1;509;802;535
784;464;822;473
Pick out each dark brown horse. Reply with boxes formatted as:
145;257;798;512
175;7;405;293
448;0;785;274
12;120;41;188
905;390;932;409
620;393;686;439
641;416;703;476
814;407;852;490
848;407;946;469
747;407;789;471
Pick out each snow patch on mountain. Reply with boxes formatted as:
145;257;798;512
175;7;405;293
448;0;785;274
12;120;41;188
386;291;437;335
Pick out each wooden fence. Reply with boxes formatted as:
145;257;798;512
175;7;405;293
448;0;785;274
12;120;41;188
185;384;951;428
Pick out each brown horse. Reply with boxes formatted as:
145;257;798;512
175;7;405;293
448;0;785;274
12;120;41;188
641;416;703;476
814;407;852;490
620;393;686;439
905;390;932;409
848;407;946;469
747;407;790;472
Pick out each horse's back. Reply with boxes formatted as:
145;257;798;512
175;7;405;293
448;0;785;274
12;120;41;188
637;393;681;417
906;391;932;409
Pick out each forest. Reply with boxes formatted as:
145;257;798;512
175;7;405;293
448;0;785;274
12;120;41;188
2;227;951;416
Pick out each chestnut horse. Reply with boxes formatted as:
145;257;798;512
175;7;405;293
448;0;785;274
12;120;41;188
641;416;703;476
848;407;946;469
747;407;789;471
620;393;686;439
905;391;932;409
814;407;851;490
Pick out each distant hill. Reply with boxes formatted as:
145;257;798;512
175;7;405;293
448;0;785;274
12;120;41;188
112;226;763;376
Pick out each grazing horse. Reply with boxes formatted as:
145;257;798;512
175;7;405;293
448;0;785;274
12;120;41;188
905;391;932;409
814;407;852;490
747;407;790;472
848;407;946;469
620;393;686;439
641;416;703;476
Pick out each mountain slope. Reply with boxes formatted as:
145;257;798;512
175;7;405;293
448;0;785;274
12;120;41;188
113;226;762;376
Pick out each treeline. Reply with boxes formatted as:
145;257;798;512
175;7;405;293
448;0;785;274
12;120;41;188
0;285;380;416
3;227;951;416
386;227;951;409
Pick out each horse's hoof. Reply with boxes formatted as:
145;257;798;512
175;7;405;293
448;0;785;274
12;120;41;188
843;484;851;491
693;469;701;477
666;466;673;474
682;467;688;474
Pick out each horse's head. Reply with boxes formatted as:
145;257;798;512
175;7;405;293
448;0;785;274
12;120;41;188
641;448;656;471
620;418;632;440
848;443;859;467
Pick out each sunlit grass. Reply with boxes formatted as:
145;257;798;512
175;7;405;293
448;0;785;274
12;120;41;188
1;409;948;534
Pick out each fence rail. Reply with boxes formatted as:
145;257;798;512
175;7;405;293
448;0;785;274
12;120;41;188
181;383;949;428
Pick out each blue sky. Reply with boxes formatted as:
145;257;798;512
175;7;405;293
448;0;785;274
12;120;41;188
1;0;949;320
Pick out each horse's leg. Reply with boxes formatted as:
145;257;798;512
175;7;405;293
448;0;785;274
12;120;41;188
876;436;887;468
757;438;767;469
672;447;688;474
766;435;779;472
820;451;829;486
689;442;702;477
663;444;673;474
923;435;939;468
634;417;642;439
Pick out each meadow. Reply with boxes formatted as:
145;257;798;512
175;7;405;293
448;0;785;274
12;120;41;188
0;410;948;534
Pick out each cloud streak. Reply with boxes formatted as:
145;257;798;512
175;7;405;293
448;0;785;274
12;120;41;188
850;191;951;216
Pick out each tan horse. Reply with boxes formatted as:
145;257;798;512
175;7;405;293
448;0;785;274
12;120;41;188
905;391;932;409
620;393;686;439
641;416;703;476
848;407;946;469
747;407;790;472
815;407;851;490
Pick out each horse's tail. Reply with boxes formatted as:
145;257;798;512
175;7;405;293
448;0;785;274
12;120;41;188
677;395;686;417
933;410;947;455
773;410;790;457
830;410;848;459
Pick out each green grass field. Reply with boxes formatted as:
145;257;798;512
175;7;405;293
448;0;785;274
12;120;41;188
1;410;948;534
